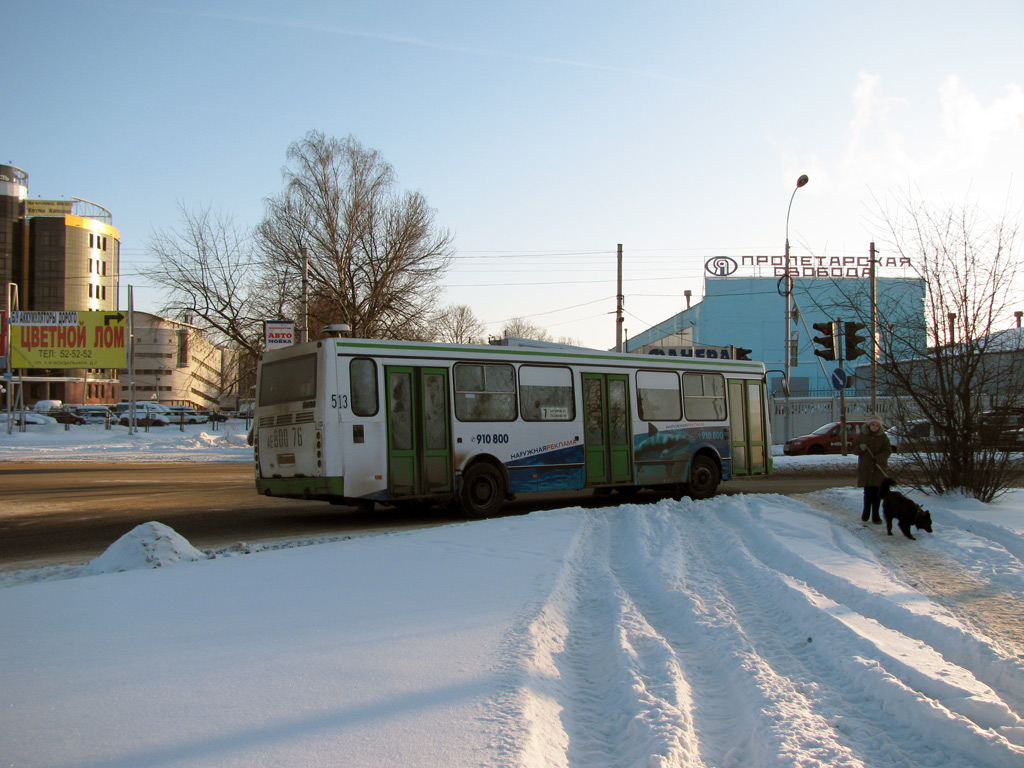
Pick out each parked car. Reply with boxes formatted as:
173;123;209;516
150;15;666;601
119;413;170;427
166;406;207;424
886;419;946;453
783;421;869;456
117;403;172;427
75;405;116;424
31;399;63;413
197;410;229;422
978;408;1024;450
0;411;58;427
232;403;254;420
46;408;87;425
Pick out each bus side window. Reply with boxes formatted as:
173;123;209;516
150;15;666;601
636;370;682;421
350;358;379;416
454;363;516;422
519;365;574;421
683;373;726;421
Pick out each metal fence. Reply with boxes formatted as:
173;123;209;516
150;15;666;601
771;395;899;445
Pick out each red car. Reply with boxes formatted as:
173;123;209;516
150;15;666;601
783;421;869;456
46;408;87;425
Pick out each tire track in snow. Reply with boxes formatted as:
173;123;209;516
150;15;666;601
518;512;701;767
610;501;876;768
717;494;1024;766
878;527;1024;660
517;497;1024;767
796;492;1024;707
893;549;1024;658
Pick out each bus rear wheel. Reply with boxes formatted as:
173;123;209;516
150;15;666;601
459;463;506;519
687;455;720;500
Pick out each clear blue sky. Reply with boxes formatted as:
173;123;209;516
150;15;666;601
7;0;1024;348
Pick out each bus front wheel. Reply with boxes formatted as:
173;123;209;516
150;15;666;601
459;463;506;519
687;455;721;500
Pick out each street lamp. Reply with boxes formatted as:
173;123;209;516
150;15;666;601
782;173;809;440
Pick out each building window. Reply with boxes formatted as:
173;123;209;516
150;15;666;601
177;330;189;367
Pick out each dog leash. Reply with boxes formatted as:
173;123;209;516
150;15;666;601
858;444;892;480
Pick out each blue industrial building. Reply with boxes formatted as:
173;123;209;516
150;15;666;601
625;264;927;399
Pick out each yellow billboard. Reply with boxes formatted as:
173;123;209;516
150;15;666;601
9;311;127;369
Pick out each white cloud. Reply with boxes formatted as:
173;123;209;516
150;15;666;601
791;73;1022;244
839;71;916;186
935;75;1024;173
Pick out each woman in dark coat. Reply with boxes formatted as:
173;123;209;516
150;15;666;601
852;414;891;523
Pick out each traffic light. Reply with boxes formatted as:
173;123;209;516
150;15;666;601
735;347;752;361
812;321;836;361
844;321;867;360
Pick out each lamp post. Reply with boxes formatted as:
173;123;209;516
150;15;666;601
782;173;809;441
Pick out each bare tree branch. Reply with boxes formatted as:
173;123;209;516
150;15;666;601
430;304;487;344
871;191;1023;501
255;131;454;340
148;203;264;356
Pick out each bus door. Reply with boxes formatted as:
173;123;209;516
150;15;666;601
728;378;768;474
582;373;633;485
385;366;453;496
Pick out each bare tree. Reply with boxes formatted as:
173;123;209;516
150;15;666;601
555;335;587;347
256;131;455;340
431;304;486;344
869;191;1024;501
502;316;553;342
148;204;265;356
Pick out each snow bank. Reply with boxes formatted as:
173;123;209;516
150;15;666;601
82;521;209;575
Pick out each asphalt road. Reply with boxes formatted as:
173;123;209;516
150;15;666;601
0;462;858;570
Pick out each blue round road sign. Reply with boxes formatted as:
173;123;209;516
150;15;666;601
830;368;848;390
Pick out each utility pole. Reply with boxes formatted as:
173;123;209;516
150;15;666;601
616;243;624;352
127;285;136;435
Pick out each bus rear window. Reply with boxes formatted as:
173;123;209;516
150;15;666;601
259;354;317;406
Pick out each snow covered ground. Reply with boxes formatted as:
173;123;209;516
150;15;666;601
2;424;1024;766
0;419;254;463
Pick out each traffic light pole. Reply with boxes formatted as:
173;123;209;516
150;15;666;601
812;314;870;455
869;242;878;414
838;317;848;455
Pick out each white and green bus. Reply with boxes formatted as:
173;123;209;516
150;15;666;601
253;335;771;518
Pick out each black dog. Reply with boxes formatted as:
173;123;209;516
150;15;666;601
880;478;933;540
